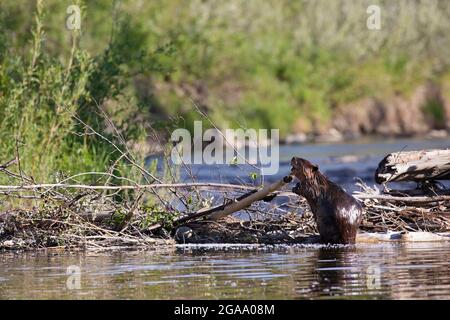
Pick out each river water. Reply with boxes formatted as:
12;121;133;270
0;243;449;299
1;137;449;299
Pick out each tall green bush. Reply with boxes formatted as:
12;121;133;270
0;1;160;184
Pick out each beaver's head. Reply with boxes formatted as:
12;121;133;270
290;157;319;182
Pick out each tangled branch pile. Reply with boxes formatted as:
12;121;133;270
0;176;314;250
356;183;450;233
0;192;173;251
1;177;449;250
1;152;449;250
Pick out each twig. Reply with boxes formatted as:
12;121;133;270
355;194;450;203
0;182;256;192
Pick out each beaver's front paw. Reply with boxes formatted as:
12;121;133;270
292;182;301;194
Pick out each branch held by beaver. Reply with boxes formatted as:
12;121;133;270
290;157;363;244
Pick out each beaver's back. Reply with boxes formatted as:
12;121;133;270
298;179;362;244
312;182;363;244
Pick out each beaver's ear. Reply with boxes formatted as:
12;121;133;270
312;165;319;172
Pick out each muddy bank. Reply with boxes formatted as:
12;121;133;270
331;82;450;139
282;82;450;144
145;82;450;148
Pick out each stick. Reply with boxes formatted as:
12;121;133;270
146;175;293;231
208;175;293;221
355;194;450;204
0;182;256;192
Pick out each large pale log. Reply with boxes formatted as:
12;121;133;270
375;149;450;183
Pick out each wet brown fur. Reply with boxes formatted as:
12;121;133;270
291;157;363;244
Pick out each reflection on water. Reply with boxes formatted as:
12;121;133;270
0;243;449;299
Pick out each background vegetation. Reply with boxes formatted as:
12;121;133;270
1;0;450;183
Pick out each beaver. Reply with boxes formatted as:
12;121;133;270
290;157;363;244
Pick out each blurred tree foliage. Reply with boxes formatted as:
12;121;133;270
1;0;449;183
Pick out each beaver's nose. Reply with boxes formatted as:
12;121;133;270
290;157;297;166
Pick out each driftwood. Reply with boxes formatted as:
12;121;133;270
208;175;293;221
375;149;450;183
147;175;294;231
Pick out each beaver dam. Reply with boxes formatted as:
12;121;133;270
0;149;449;251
